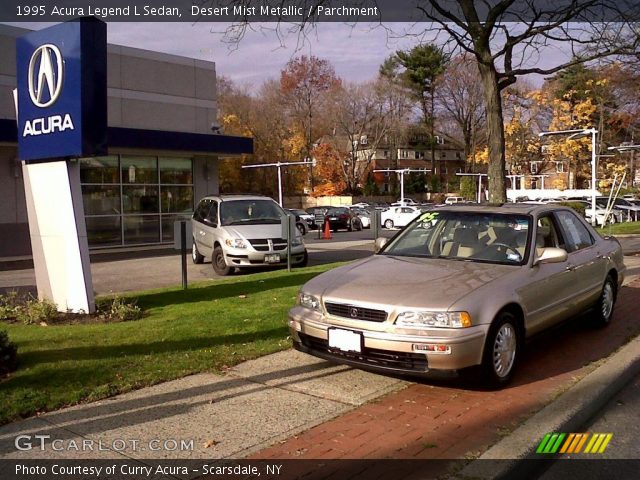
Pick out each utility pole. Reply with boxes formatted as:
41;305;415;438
374;168;430;203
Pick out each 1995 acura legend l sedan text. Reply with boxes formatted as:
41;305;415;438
289;204;626;387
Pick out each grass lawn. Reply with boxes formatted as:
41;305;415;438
597;221;640;236
0;262;343;426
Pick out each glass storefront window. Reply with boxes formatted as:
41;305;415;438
123;215;160;245
86;216;122;247
82;185;121;215
121;156;158;184
82;155;193;247
161;186;193;213
80;156;119;184
160;157;192;184
123;186;159;214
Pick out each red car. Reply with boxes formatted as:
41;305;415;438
324;207;363;232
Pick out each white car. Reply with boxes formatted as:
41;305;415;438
381;206;422;229
444;196;466;205
391;198;419;207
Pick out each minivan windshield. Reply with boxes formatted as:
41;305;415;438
220;200;284;226
381;210;531;265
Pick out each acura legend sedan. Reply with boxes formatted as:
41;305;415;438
289;204;626;387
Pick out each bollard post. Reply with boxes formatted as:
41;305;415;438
180;220;188;289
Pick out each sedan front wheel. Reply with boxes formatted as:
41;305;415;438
481;312;520;387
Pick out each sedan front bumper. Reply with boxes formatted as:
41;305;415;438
289;308;489;375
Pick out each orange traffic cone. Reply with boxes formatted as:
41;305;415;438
322;220;332;240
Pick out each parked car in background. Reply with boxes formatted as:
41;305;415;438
596;197;640;222
553;200;623;226
444;196;466;205
288;209;314;234
324;207;363;232
290;204;625;387
381;205;422;229
192;195;307;275
350;207;372;228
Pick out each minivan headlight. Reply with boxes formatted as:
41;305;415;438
396;311;472;328
298;292;320;311
225;238;247;249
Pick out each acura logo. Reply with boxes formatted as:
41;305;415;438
28;44;64;108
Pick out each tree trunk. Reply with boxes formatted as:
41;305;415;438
477;62;507;203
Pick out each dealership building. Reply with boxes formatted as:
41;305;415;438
0;24;252;257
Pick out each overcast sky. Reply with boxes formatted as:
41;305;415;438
5;21;566;88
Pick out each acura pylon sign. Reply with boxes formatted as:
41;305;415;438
16;18;107;161
15;18;107;314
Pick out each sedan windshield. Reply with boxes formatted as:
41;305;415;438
381;211;531;265
220;200;284;225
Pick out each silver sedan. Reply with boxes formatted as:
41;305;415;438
289;204;625;387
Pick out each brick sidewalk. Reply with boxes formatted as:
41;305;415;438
252;279;640;461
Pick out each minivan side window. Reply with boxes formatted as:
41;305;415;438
206;201;219;225
193;200;210;222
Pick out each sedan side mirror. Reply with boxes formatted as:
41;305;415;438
374;237;388;253
534;247;568;266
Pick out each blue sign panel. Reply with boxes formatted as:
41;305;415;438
16;18;107;162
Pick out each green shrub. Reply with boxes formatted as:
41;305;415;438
559;201;586;217
0;291;21;320
15;298;58;325
0;330;18;376
98;296;143;322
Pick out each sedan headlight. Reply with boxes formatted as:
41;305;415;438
396;311;472;328
298;291;321;311
225;238;247;249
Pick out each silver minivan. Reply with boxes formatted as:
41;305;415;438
191;195;308;275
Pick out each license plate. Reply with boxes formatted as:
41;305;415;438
264;254;280;263
328;328;362;353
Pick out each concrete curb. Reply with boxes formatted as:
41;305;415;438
460;334;640;479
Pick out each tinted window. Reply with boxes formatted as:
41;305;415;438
220;200;283;225
555;211;594;252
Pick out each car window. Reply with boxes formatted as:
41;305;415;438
205;201;218;224
535;215;562;250
194;199;211;223
381;211;531;265
555;210;594;252
220;200;283;225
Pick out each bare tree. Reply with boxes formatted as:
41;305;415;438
328;79;412;193
436;53;486;167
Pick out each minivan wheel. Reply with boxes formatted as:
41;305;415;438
592;275;616;328
192;241;204;264
481;312;519;387
212;246;232;276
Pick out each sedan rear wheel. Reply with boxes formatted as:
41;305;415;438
481;312;519;387
592;275;616;328
384;219;394;229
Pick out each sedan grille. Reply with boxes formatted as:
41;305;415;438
298;333;428;373
248;238;288;251
324;302;387;322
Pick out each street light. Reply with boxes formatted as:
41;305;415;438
373;168;430;203
539;128;598;225
242;160;314;206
